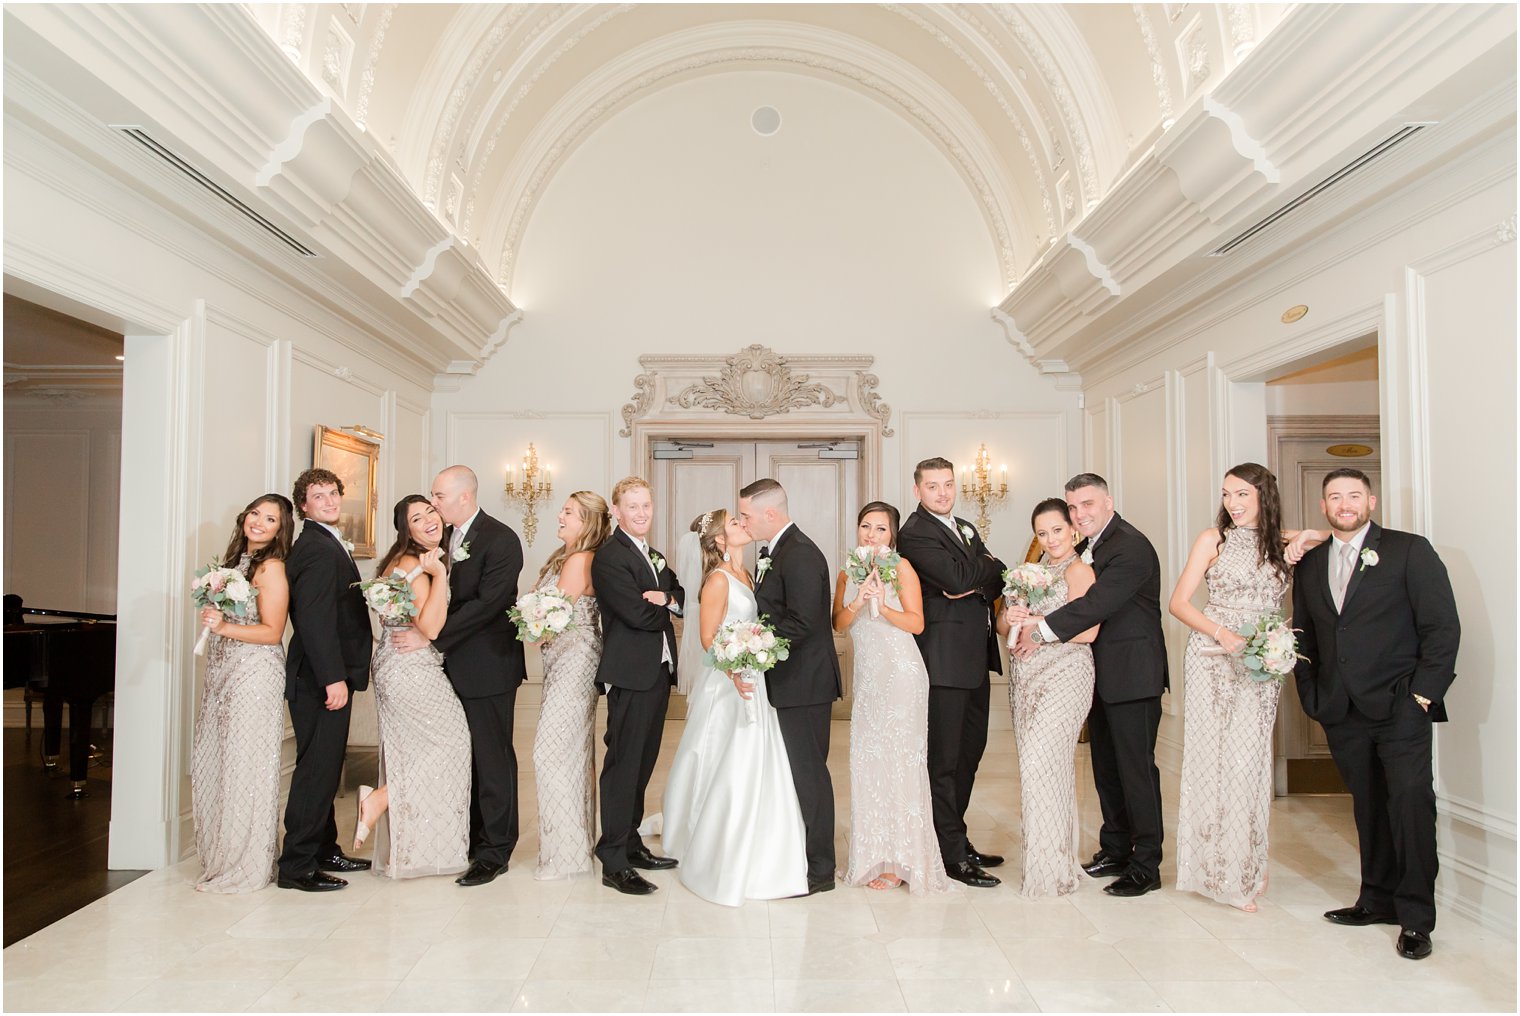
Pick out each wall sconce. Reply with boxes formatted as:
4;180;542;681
503;443;553;546
960;443;1008;541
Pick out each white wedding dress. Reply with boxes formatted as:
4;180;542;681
659;569;808;906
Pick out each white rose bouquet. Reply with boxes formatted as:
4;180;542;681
843;545;903;617
1003;562;1057;609
1203;612;1306;681
509;589;576;644
357;573;420;626
706;617;791;724
191;563;259;656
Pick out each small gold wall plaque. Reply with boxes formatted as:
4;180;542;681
1327;443;1374;457
1281;304;1309;324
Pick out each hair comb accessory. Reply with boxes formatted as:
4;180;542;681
698;511;714;535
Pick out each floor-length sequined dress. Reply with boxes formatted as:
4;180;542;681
1008;554;1095;898
840;578;956;894
370;566;472;878
191;556;286;893
530;570;601;879
1175;526;1290;908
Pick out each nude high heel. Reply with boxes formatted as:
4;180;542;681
353;785;375;851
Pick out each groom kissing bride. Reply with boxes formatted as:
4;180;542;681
656;478;842;905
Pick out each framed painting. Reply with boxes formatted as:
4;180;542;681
312;425;380;558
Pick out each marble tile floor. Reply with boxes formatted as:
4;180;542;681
4;721;1515;1013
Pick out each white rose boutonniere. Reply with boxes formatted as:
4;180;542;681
342;539;355;556
1081;546;1094;565
756;557;772;582
959;523;976;545
649;550;665;573
1359;548;1379;572
451;541;471;563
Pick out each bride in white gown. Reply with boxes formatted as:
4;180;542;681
659;508;808;906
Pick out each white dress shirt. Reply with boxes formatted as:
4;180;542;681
450;508;481;556
1329;522;1371;611
313;520;350;556
622;527;675;666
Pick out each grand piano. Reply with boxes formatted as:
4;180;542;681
3;596;117;797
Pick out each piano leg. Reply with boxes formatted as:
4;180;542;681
42;684;64;775
67;687;97;797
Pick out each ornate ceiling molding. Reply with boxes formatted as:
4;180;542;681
619;344;894;438
351;3;396;129
478;23;1030;292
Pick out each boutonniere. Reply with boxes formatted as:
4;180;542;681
1081;546;1094;565
1359;548;1379;571
451;541;471;563
756;557;773;581
649;550;665;573
342;539;355;556
959;523;976;545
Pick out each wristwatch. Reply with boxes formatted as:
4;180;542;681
1029;627;1047;644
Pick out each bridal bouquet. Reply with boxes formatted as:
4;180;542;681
1203;612;1306;681
707;617;790;724
843;545;903;617
357;573;419;625
1003;562;1057;609
191;564;259;656
509;589;576;643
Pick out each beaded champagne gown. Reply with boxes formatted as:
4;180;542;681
1175;526;1290;908
1008;554;1095;898
530;570;602;879
191;555;285;893
370;565;472;878
840;578;956;894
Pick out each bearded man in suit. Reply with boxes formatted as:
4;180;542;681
896;457;1007;888
1290;468;1459;960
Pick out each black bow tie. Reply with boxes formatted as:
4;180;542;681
759;546;772;559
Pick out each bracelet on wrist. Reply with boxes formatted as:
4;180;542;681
1213;625;1222;641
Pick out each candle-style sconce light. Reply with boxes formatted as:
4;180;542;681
959;443;1008;541
503;443;553;546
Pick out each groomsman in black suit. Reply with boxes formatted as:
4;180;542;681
393;465;526;886
1291;468;1459;960
896;457;1007;888
592;476;684;895
1013;473;1167;897
738;478;842;894
277;468;373;891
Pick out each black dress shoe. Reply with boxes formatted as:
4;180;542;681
277;871;347;892
602;868;658;895
316;852;371;873
1102;872;1162;897
1323;905;1398;927
807;879;836;896
1082;852;1129;878
966;844;1005;869
627;845;678;870
945;860;1000;888
1396;929;1433;960
455;860;505;887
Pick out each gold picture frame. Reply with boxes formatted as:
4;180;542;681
312;425;380;558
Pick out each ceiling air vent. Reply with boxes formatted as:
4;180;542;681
1206;124;1432;257
112;126;320;258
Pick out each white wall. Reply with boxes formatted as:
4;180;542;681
433;71;1083;621
1265;379;1380;416
1078;129;1517;932
5;115;435;867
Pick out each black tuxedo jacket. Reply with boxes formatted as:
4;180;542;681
284;522;372;702
1044;512;1167;704
433;511;526;699
897;505;1004;689
592;529;684;692
1292;522;1460;724
754;525;842;708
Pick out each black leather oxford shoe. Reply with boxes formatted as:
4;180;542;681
1396;929;1433;960
278;871;348;892
1102;871;1161;897
966;844;1005;869
628;845;678;870
1082;852;1129;878
316;852;371;873
602;868;658;895
455;860;505;887
945;860;1000;888
1323;906;1398;927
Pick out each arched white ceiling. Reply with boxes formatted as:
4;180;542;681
260;3;1287;295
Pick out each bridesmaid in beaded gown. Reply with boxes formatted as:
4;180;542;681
834;502;955;895
353;495;471;878
192;493;295;893
1170;463;1299;911
530;492;611;879
996;498;1098;898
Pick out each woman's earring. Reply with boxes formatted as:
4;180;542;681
722;551;731;562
